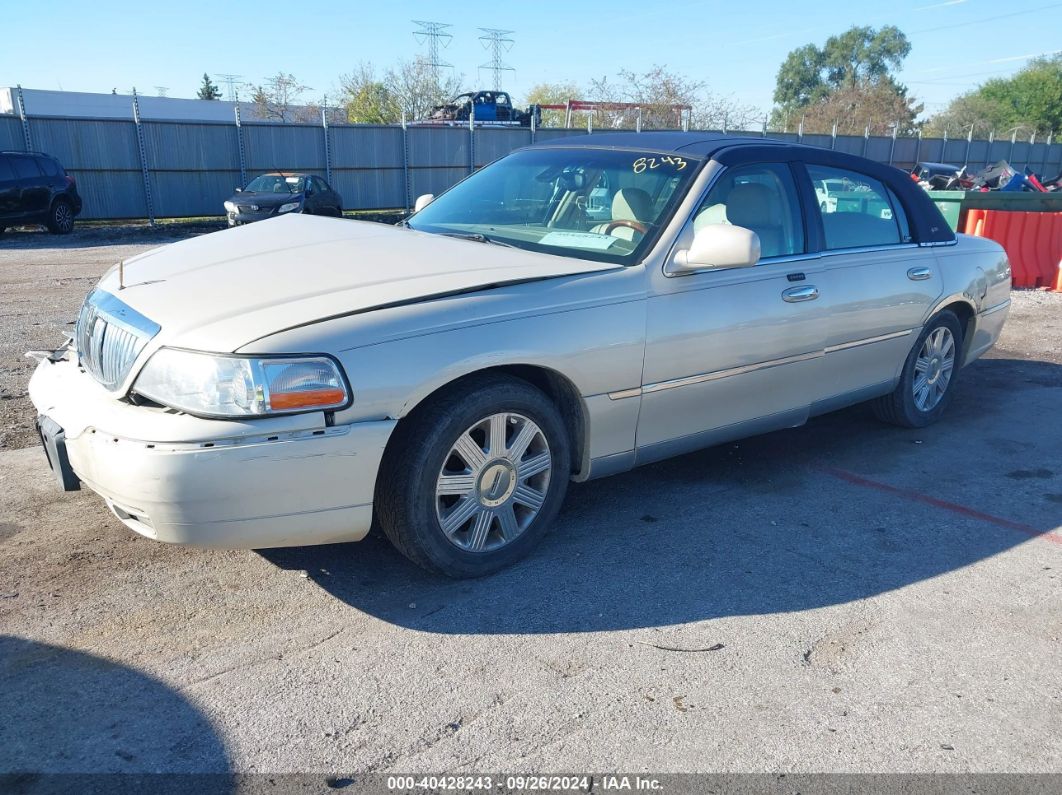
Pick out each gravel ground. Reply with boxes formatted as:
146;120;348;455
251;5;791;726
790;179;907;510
0;231;1060;776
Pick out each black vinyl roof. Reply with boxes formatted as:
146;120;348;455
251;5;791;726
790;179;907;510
532;131;775;157
529;131;955;244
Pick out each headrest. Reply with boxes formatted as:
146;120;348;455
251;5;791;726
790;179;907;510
726;183;776;229
693;202;729;232
612;188;652;222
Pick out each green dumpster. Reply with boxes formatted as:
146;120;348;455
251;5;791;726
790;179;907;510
927;190;965;232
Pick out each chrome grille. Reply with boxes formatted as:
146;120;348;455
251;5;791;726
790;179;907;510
75;290;161;390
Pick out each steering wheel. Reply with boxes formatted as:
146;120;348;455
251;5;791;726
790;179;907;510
604;219;649;236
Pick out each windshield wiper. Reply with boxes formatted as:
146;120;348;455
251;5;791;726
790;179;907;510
438;231;515;248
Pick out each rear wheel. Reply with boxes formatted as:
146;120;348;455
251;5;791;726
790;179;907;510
376;374;571;578
872;310;963;428
46;198;74;234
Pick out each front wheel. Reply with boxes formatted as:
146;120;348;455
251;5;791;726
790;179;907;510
376;374;571;578
46;198;75;234
872;310;963;428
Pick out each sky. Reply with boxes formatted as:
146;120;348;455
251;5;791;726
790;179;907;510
3;0;1061;120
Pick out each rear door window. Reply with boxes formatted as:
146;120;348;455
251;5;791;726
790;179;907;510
0;156;16;182
806;165;903;249
10;156;42;179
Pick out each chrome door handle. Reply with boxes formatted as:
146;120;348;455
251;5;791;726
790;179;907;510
782;285;819;303
907;267;933;281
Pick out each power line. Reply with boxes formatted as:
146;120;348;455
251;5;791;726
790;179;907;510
214;73;244;103
412;20;453;87
478;28;515;91
910;2;1062;36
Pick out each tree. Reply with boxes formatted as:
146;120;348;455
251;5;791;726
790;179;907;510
382;58;463;122
772;26;916;134
585;66;760;131
926;55;1062;138
251;72;312;122
197;73;222;101
339;64;400;124
526;81;581;127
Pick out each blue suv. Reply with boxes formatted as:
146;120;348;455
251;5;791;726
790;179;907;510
0;151;82;235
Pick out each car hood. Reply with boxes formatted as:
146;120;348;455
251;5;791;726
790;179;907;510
97;214;622;352
227;191;304;207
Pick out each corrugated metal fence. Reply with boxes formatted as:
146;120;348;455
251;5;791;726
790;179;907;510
2;112;1060;221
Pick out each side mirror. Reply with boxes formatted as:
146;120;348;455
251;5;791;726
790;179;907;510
414;193;435;213
671;224;761;273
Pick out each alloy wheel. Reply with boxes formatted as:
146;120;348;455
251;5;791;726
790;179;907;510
434;412;552;552
913;326;955;411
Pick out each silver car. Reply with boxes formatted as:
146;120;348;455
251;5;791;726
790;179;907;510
29;133;1011;577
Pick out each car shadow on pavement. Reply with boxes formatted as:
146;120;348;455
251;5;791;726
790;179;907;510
261;356;1062;635
0;636;230;777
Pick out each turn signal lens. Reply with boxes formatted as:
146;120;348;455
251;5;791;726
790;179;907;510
262;360;347;411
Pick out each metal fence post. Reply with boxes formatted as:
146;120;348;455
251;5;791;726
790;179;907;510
131;89;155;225
1009;129;1017;166
888;123;897;166
831;122;837;150
322;107;332;185
635;107;642;133
529;109;536;144
861;125;870;158
234;99;246;188
761;116;767;138
963;125;973;168
798;115;804;142
15;84;32;151
469;111;475;174
913;128;922;164
1041;131;1053;175
401;113;411;212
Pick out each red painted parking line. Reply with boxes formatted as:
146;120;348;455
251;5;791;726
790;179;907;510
819;466;1062;548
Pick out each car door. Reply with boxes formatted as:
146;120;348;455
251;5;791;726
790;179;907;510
316;177;339;214
10;155;48;215
636;161;830;464
0;156;20;220
801;163;943;410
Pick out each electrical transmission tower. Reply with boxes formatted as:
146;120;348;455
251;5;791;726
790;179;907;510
154;86;169;97
412;20;453;86
478;28;515;90
215;73;244;103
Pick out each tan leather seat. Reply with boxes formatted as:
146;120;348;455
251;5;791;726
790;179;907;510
590;188;653;242
695;183;785;257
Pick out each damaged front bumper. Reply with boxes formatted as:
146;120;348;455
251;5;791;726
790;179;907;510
27;351;396;549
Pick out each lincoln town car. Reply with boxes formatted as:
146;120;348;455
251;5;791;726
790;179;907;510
28;133;1011;577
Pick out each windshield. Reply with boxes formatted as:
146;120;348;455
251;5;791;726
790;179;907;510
244;174;306;194
407;148;701;264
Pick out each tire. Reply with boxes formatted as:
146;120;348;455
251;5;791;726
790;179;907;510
46;198;75;234
376;373;571;578
872;309;963;428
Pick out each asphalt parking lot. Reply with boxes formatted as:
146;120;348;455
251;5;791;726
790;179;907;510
0;227;1060;776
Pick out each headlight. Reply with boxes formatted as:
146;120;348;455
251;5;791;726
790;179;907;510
223;200;236;212
278;201;301;213
133;348;349;417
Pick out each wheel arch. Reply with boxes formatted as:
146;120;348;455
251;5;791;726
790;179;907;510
927;296;976;366
388;363;590;480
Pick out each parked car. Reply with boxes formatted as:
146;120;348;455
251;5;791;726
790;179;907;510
29;133;1010;578
223;172;342;226
911;161;962;189
0;150;82;234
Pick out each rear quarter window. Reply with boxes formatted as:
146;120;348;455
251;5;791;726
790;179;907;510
34;156;61;177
